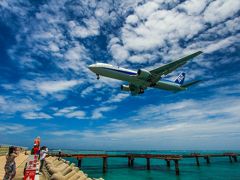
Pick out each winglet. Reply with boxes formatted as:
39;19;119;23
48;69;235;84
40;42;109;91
180;51;203;62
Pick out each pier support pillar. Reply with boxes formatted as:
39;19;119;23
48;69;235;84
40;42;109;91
195;157;200;166
130;158;135;167
165;159;171;167
232;156;237;162
229;156;233;163
146;158;150;170
128;157;131;167
77;158;82;168
204;156;210;164
174;160;180;176
103;157;107;173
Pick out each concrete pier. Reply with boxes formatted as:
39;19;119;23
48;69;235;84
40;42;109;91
48;152;240;176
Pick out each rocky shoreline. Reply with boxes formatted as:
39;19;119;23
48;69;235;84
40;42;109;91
43;156;104;180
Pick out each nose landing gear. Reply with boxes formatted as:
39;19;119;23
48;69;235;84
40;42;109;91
96;74;100;80
139;88;144;94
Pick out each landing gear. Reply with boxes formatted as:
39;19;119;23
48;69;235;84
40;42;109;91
96;74;100;80
150;83;156;87
139;88;144;94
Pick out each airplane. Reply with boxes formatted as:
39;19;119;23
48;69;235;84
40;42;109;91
88;51;203;95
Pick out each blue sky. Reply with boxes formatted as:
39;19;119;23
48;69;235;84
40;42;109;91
0;0;239;150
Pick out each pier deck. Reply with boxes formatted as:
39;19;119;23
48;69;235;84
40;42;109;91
49;152;239;176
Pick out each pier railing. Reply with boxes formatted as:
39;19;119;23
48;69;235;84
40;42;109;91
48;152;239;176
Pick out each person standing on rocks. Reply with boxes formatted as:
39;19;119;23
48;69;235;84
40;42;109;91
3;146;18;180
39;146;48;174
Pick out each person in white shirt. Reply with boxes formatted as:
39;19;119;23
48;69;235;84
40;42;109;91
39;146;48;173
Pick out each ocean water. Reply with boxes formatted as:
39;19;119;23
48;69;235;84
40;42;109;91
59;150;240;180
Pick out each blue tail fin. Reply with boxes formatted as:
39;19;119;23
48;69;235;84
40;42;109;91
175;72;185;85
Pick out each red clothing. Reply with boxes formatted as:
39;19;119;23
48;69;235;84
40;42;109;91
33;147;39;155
34;138;40;147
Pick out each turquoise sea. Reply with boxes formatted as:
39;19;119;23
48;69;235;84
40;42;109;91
58;150;240;180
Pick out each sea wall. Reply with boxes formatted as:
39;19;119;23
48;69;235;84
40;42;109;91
44;156;104;180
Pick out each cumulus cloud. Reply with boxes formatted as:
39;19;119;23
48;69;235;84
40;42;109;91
178;0;209;16
0;96;40;114
105;0;239;70
50;130;82;136
80;86;95;97
91;106;117;119
204;35;240;53
22;112;52;120
37;80;81;94
16;78;82;96
126;14;139;25
203;0;240;24
68;18;100;38
105;93;129;104
0;123;35;134
54;106;86;119
108;37;129;62
120;9;204;55
47;94;240;149
135;1;160;20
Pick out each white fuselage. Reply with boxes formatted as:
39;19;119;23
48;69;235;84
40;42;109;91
88;63;184;91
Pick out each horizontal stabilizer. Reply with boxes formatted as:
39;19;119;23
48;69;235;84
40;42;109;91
181;80;202;88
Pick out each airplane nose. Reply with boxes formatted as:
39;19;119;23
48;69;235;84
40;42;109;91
88;64;94;70
88;64;96;72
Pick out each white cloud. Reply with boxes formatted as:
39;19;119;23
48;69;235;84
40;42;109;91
47;94;240;149
65;111;86;119
128;53;157;63
204;35;240;53
0;123;35;134
178;0;209;16
204;0;240;24
54;106;78;116
0;96;40;114
108;37;129;62
122;9;204;52
37;80;81;94
49;42;60;52
54;106;86;119
81;86;95;97
109;43;129;62
68;18;100;38
22;112;52;120
104;0;239;73
135;1;159;20
91;106;117;119
126;14;139;25
15;78;82;95
105;93;129;104
49;130;82;136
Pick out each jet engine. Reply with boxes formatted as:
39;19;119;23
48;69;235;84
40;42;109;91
121;85;130;91
137;69;152;80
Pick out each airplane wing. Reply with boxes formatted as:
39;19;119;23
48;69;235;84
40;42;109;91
150;51;203;77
